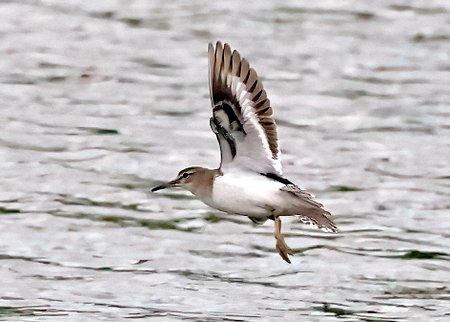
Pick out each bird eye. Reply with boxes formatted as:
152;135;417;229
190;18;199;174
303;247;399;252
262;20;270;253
182;172;189;178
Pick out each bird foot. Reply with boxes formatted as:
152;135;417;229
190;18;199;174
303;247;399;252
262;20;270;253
275;235;293;264
274;217;293;263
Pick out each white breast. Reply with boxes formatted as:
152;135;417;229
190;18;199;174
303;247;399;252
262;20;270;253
210;171;285;217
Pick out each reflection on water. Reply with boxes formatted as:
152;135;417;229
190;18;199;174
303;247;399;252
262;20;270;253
0;0;449;320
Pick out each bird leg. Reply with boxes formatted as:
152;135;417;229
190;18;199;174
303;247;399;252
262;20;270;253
274;216;293;263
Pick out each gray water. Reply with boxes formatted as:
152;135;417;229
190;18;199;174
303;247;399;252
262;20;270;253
0;1;449;321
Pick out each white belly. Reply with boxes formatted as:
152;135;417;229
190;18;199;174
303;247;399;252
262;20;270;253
210;172;286;217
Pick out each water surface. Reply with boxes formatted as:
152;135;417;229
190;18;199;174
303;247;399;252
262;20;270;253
0;1;449;321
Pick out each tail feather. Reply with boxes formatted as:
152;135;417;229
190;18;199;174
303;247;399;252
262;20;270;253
297;213;337;232
280;184;337;232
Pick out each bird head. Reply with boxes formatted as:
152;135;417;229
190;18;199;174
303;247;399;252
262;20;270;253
151;166;204;193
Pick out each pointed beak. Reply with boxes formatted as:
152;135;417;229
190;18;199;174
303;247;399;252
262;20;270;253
151;183;169;192
151;178;180;192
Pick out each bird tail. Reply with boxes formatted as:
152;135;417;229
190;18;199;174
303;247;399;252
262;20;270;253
279;184;338;232
297;212;338;232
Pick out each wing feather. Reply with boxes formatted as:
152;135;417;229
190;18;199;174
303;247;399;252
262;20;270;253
208;41;282;175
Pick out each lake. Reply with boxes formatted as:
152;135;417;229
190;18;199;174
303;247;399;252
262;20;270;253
0;1;449;321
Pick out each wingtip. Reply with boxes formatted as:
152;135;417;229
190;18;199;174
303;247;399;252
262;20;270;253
210;41;237;60
223;42;231;52
209;41;234;53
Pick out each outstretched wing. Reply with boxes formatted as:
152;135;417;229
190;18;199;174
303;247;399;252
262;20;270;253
208;41;282;175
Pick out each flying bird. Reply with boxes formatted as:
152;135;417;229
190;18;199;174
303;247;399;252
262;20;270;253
152;41;337;263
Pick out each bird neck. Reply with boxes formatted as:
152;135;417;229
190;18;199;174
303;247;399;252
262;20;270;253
190;168;222;200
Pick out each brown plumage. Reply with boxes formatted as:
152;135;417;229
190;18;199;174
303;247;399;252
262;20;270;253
208;41;280;162
152;42;338;264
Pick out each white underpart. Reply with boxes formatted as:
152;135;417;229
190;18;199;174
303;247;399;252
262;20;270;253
222;75;283;175
210;169;287;217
